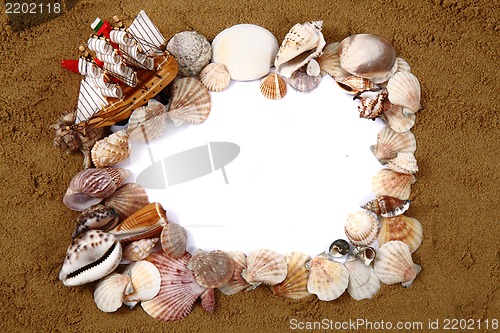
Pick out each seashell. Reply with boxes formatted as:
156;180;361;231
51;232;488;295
187;250;235;289
344;211;379;246
387;71;421;114
374;241;421;287
242;249;287;288
73;204;120;238
59;230;122;286
361;195;410;217
212;24;279;81
63;167;130;211
199;63;231;92
370;126;416;164
378;215;423;253
272;252;311;299
306;254;349;301
142;252;207;322
166;31;212;77
387;152;419;174
380;102;416;132
127;100;168;142
200;288;216;313
122;238;159;261
345;257;380;300
109;202;167;242
287;66;321;93
357;90;388;119
218;251;250;295
91;130;130;168
274;21;326;78
316;42;350;78
104;183;149;220
122;260;161;308
336;76;379;96
338;34;397;83
306;59;321;77
167;77;211;127
372;169;416;200
329;239;350;257
352;246;376;266
160;223;187;259
93;273;133;312
260;73;287;100
396;57;411;73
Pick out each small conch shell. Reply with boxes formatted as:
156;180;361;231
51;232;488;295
122;260;161;308
378;215;423;253
272;252;311;299
287;66;321;93
242;249;287;288
160;223;187;259
387;71;421;114
199;63;231;92
387;152;419;174
345;256;380;300
166;31;212;77
352;246;377;266
328;239;350;258
357;90;388;119
218;251;250;295
374;241;421;288
91;130;130;168
127;100;168;142
361;195;411;217
167;77;211;127
370;126;416;164
336;76;379;95
306;254;349;301
316;42;350;78
187;250;235;289
344;211;379;246
122;238;159;261
93;273;133;312
260;73;287;100
73;204;120;238
372;169;416;200
104;183;150;220
380;102;416;132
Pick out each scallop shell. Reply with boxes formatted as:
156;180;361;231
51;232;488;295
199;63;231;92
387;152;419;174
142;252;207;322
387;71;421;113
361;195;411;217
127;100;168;142
122;238;159;261
374;241;421;287
73;204;120;238
167;31;212;76
370;126;417;164
109;202;167;242
316;42;350;78
395;57;411;73
329;239;350;257
93;273;133;312
200;288;216;313
271;252;311;299
122;260;161;308
187;250;235;289
336;76;379;95
160;223;187;259
344;211;379;246
211;24;279;81
91;130;130;168
306;255;349;301
260;73;287;100
378;215;423;253
372;169;416;200
287;66;321;93
352;246;377;266
242;249;287;288
274;21;326;78
167;77;211;127
357;90;388;119
338;34;397;83
345;257;380;300
218;251;250;295
380;102;416;132
104;183;150;220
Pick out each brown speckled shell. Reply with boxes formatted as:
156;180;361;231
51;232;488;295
187;250;235;289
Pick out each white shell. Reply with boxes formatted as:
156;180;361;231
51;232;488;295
387;152;419;174
370;126;417;164
272;252;311;300
91;130;130;168
344;211;379;246
127;100;168;142
199;63;231;92
168;78;211;127
166;31;212;76
93;273;133;312
374;241;421;287
212;24;279;81
387;71;421;113
380;103;416;132
122;238;159;261
372;169;416;200
306;59;321;77
241;249;287;287
345;257;380;300
306;255;349;301
122;260;161;308
317;42;350;78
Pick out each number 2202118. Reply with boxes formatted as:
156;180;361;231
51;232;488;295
5;2;61;14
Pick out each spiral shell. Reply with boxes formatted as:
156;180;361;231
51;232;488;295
370;126;416;164
306;254;349;301
73;204;120;238
361;195;410;217
378;215;423;253
344;211;379;246
91;130;130;168
168;78;211;127
271;252;311;299
122;238;159;261
387;71;421;114
160;223;187;259
166;31;212;76
242;249;287;288
199;63;231;92
336;76;379;95
260;73;287;100
357;90;388;119
187;250;235;289
372;169;416;200
374;241;421;287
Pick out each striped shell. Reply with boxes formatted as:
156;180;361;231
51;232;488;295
122;260;161;308
73;204;120;238
187;250;234;289
378;215;423;253
372;169;416;200
93;273;133;312
168;77;211;127
91;130;130;168
395;57;411;73
316;42;350;78
361;195;411;217
344;211;379;246
122;238;159;261
199;63;231;92
260;73;287;100
345;257;380;300
387;71;421;113
218;251;250;295
242;249;287;288
271;252;311;299
371;126;416;164
160;223;187;259
336;76;379;95
380;102;416;132
287;66;321;93
127;100;168;142
306;255;349;301
387;152;419;174
104;183;149;220
374;241;421;287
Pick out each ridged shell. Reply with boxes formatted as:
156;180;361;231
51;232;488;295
357;90;388;119
387;71;421;113
316;42;350;78
142;252;207;322
160;223;187;259
272;252;311;299
361;195;411;217
287;66;321;93
166;31;212;77
91;130;130;168
127;100;168;142
104;183;150;220
344;211;379;246
345;257;380;300
338;34;397;83
122;238;159;261
388;152;419;174
200;288;216;313
93;273;133;312
242;249;287;287
306;255;349;301
260;73;287;100
122;260;161;308
374;241;421;287
370;126;416;164
218;251;250;295
73;204;120;238
199;63;231;92
109;202;167;242
168;78;211;127
396;57;411;73
336;76;379;95
187;250;235;289
378;215;423;253
329;239;350;257
372;169;416;200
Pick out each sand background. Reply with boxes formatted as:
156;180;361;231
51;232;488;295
0;0;498;332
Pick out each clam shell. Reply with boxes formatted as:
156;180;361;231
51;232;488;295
387;71;421;113
242;249;287;288
338;34;397;83
287;66;321;93
361;195;410;217
374;241;421;287
344;211;379;246
370;126;416;164
387;152;419;174
166;31;212;77
122;260;161;308
372;169;416;200
336;76;379;95
316;42;350;78
109;202;167;242
122;238;159;261
168;77;211;127
345;257;380;300
306;255;349;301
271;252;311;299
59;230;122;286
212;24;279;81
378;215;423;253
93;273;133;312
73;204;120;238
274;21;326;78
380;103;416;132
260;73;287;100
329;239;350;257
357;90;388;119
104;183;150;220
127;100;168;142
396;57;411;73
218;251;250;295
187;250;235;289
160;223;187;259
91;130;130;168
199;63;231;92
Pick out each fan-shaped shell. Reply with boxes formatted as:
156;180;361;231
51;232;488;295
374;241;420;287
372;169;416;200
306;255;349;301
387;152;419;174
104;183;149;220
122;238;159;261
160;223;187;259
168;77;211;127
73;204;120;238
395;57;411;73
370;126;416;164
287;66;321;93
344;211;379;246
122;260;161;308
345;257;380;300
127;100;168;142
380;102;416;132
199;63;231;92
187;250;235;289
272;252;311;299
218;251;250;295
167;31;212;77
260;73;287;100
387;71;421;113
200;288;216;313
316;42;350;78
91;130;130;168
93;273;133;312
362;195;410;217
378;215;423;253
242;249;287;287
